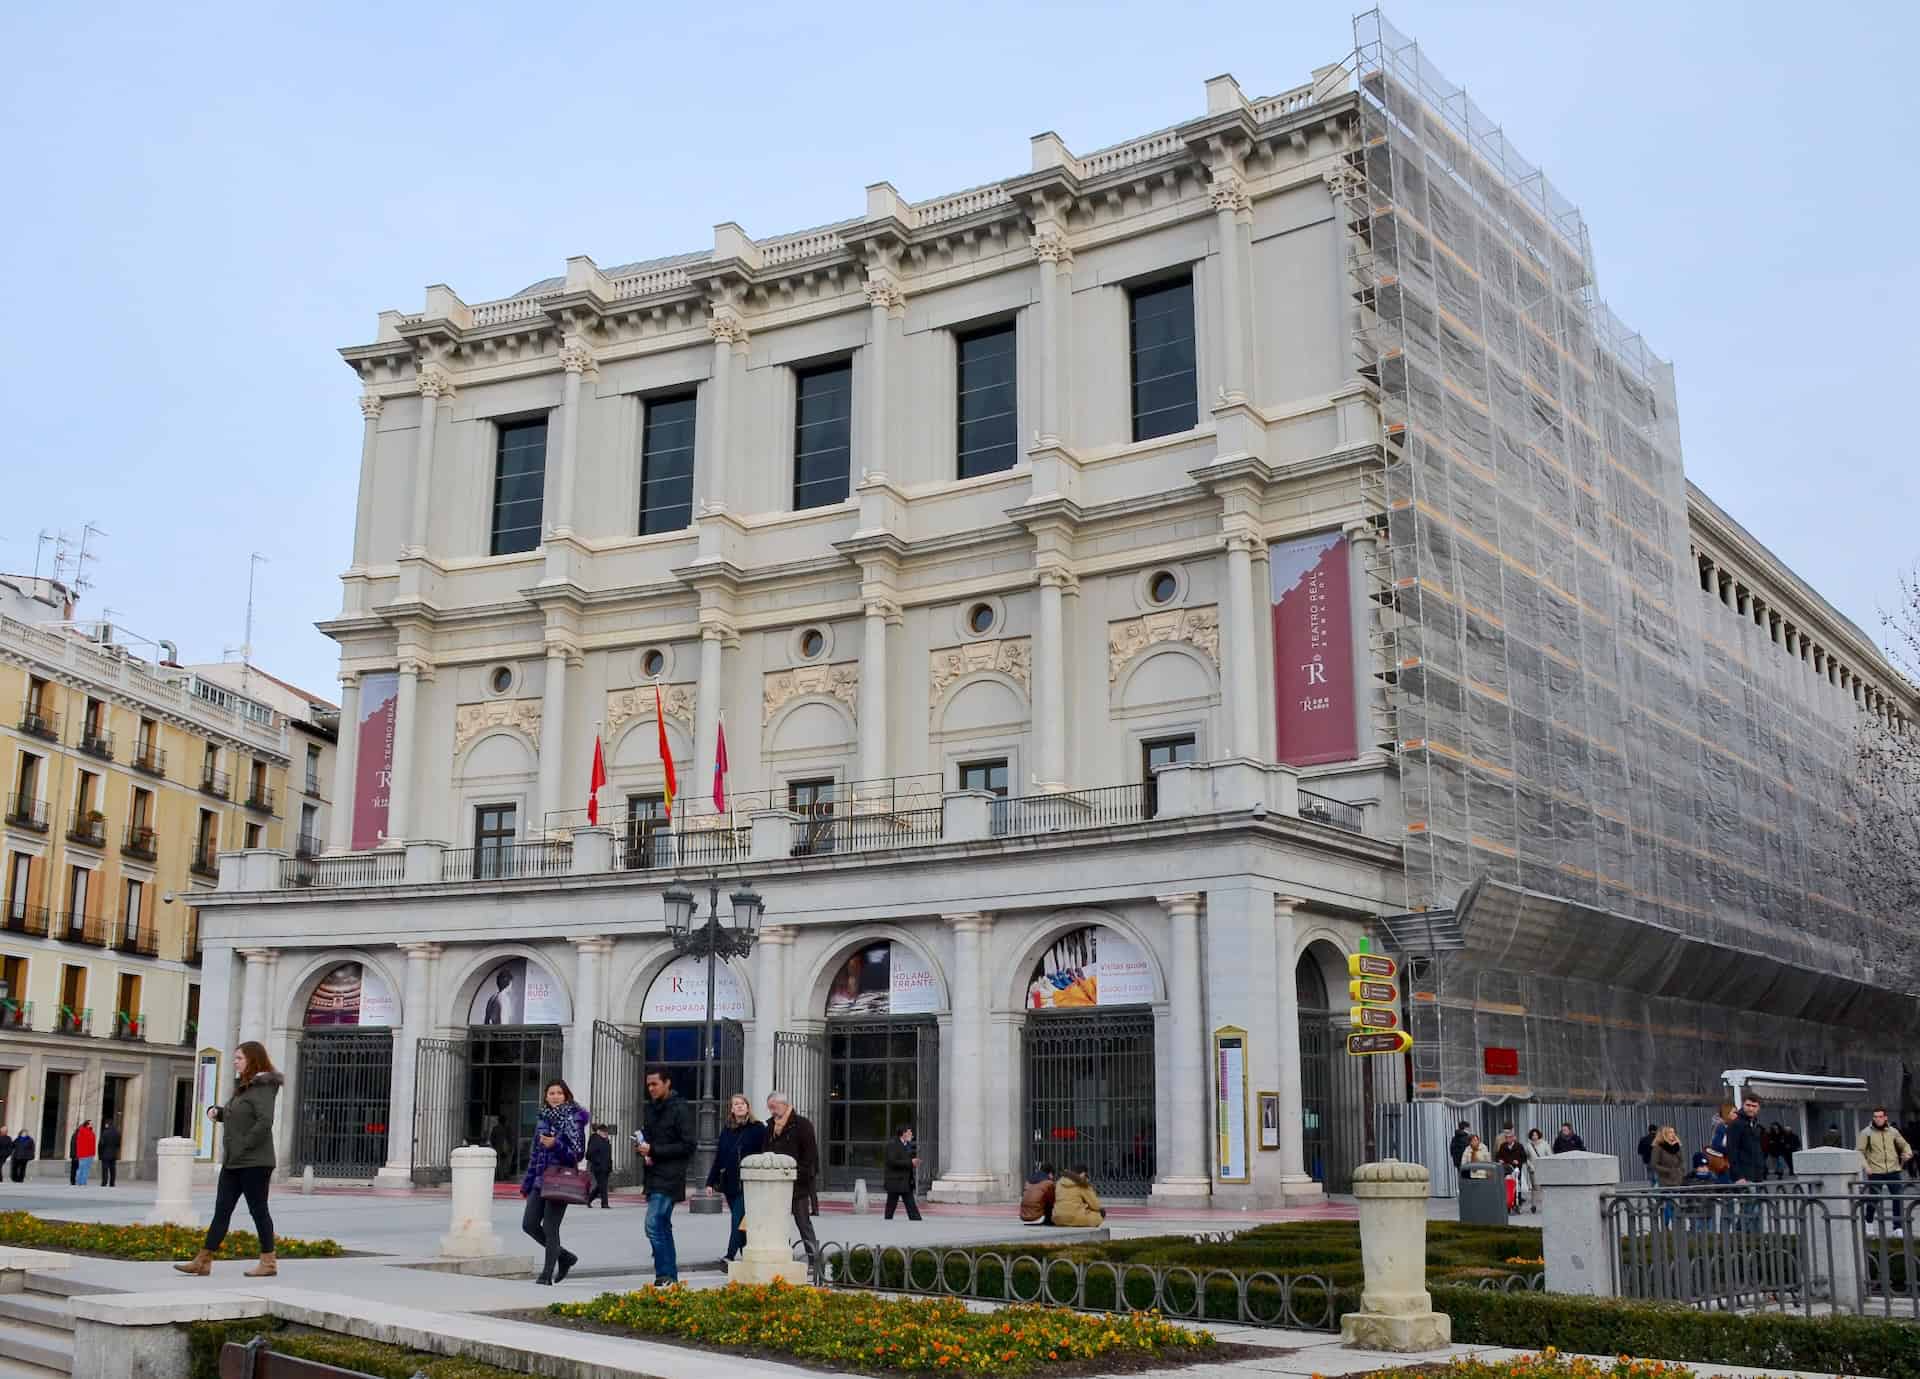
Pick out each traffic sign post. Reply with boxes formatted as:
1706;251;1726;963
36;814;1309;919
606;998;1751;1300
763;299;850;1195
1347;938;1412;1059
1349;978;1397;1005
1348;952;1397;980
1347;1030;1413;1055
1349;1005;1399;1030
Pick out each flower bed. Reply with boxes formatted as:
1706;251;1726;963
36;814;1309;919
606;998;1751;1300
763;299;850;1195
550;1279;1214;1375
0;1212;342;1262
1357;1356;1721;1379
188;1319;520;1379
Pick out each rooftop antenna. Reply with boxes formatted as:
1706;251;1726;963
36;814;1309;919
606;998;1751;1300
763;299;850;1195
33;531;51;581
240;553;267;695
73;521;105;596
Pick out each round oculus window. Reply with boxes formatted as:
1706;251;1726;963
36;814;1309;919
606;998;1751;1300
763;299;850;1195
489;666;513;695
967;603;995;635
800;628;825;659
1148;570;1179;606
641;649;666;678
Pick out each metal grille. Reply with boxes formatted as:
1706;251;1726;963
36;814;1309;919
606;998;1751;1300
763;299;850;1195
412;1037;469;1186
463;1028;563;1184
1298;1008;1372;1194
1022;1009;1156;1196
591;1020;644;1187
293;1030;393;1179
821;1020;940;1193
774;1030;828;1126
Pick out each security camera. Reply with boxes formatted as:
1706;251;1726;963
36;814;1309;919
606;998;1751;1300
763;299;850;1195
161;892;177;905
1249;802;1268;820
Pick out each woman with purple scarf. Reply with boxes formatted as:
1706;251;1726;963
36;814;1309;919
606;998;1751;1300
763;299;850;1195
521;1078;589;1284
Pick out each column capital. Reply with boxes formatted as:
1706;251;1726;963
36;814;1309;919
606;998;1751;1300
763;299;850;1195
1038;566;1080;595
759;924;797;947
1343;518;1382;548
863;596;903;625
942;912;993;934
568;935;615;955
1032;228;1074;266
1208;172;1252;217
398;942;444;961
358;393;386;421
397;656;435;681
863;272;907;315
709;308;750;346
558;338;599;377
237;947;279;966
416;363;457;401
700;618;740;647
1223;530;1261;556
1156;892;1202;920
544;634;583;667
338;670;361;691
1273;894;1308;917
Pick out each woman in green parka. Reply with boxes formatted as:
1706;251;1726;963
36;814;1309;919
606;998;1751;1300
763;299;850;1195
175;1040;283;1278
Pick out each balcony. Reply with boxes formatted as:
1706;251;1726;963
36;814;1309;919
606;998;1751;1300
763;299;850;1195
280;851;404;889
110;1011;146;1042
244;783;275;815
189;849;220;881
80;727;115;761
54;1006;92;1036
122;824;159;861
67;808;108;849
200;767;230;800
18;708;59;742
304;771;321;797
0;1000;30;1031
53;912;109;948
131;745;168;778
2;904;50;938
4;796;48;833
181;914;202;966
294;832;321;859
1297;789;1365;834
119;921;159;957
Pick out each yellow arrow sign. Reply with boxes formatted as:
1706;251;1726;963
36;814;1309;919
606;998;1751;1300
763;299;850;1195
1347;1030;1414;1056
1349;978;1397;1005
1349;1005;1400;1030
1348;953;1398;980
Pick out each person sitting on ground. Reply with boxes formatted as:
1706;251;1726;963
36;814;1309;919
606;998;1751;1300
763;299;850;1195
1019;1163;1056;1225
1051;1164;1106;1227
1459;1134;1491;1166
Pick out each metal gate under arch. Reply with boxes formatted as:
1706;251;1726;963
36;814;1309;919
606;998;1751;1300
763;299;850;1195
293;1029;393;1179
412;1037;469;1187
1022;1007;1157;1196
592;1018;745;1188
1299;1006;1369;1193
774;1024;939;1193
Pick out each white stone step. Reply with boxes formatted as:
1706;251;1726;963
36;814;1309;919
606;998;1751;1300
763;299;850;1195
0;1316;72;1376
0;1298;67;1335
0;1354;65;1379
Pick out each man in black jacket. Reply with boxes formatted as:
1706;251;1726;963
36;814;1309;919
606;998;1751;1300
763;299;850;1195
9;1131;33;1181
766;1091;820;1264
635;1070;694;1286
1552;1123;1586;1154
98;1120;122;1187
883;1124;922;1221
585;1125;613;1209
1725;1095;1767;1186
1447;1121;1472;1182
1636;1123;1659;1187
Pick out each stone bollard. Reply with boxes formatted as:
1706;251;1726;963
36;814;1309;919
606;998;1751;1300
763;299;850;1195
439;1147;505;1259
727;1152;808;1285
1793;1145;1863;1309
852;1179;871;1214
1532;1150;1619;1296
145;1137;198;1227
1341;1160;1450;1351
301;1165;316;1195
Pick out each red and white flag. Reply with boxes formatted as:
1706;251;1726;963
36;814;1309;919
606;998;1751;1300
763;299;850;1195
713;716;730;811
586;733;607;826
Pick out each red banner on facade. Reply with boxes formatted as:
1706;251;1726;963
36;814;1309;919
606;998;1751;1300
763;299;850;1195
1271;532;1357;766
352;672;398;849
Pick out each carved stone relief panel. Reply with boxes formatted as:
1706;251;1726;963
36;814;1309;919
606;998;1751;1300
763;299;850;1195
1107;605;1221;683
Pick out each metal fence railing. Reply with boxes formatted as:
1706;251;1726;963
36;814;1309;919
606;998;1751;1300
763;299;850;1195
442;841;572;882
280;851;405;889
792;808;943;857
1297;789;1365;833
994;783;1148;836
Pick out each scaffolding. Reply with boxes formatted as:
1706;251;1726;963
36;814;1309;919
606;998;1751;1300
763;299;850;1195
1342;10;1913;1106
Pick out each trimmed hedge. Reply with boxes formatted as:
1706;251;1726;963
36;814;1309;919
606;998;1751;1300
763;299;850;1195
0;1211;341;1261
1434;1285;1920;1379
187;1319;523;1379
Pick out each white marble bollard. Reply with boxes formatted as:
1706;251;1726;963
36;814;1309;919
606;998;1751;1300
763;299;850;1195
727;1152;808;1285
1533;1150;1619;1296
1341;1160;1450;1351
144;1138;198;1227
439;1146;505;1258
852;1178;871;1214
1794;1145;1864;1309
301;1165;316;1195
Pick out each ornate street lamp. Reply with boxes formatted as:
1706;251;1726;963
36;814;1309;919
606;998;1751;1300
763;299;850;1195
661;878;763;1209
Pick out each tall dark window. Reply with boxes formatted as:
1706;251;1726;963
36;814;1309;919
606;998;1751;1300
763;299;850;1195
490;419;549;555
625;792;669;870
475;803;517;880
956;323;1018;478
793;362;852;510
639;394;697;534
957;760;1008;796
1128;276;1198;441
1142;734;1197;817
789;777;838;857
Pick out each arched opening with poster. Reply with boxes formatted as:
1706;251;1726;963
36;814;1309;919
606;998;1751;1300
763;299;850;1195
591;956;747;1188
1020;925;1157;1197
776;939;941;1194
1295;943;1371;1193
292;961;395;1179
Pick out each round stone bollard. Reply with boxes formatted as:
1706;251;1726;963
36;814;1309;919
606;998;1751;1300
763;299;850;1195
145;1137;198;1227
1340;1160;1451;1352
439;1146;505;1259
726;1152;809;1285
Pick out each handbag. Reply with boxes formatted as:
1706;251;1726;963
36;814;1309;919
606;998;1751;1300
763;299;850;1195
1703;1149;1729;1176
540;1163;592;1204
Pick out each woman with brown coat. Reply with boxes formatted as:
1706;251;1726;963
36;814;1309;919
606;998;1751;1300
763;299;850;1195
1651;1125;1687;1187
175;1041;283;1278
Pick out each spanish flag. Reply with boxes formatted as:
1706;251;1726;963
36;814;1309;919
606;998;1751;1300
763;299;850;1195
654;684;677;816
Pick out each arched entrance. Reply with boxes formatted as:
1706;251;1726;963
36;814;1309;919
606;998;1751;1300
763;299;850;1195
1296;944;1370;1192
1021;925;1157;1196
293;960;395;1178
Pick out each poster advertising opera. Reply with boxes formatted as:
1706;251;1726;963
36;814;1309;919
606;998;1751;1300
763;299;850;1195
1025;926;1154;1009
642;955;748;1022
1270;532;1357;766
824;942;940;1017
468;957;571;1026
303;962;397;1027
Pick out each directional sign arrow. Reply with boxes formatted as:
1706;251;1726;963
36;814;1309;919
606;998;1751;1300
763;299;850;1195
1349;1005;1400;1030
1348;978;1398;1005
1347;1030;1414;1056
1347;953;1398;980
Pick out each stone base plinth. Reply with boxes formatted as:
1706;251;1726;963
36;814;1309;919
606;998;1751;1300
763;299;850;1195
1148;1176;1213;1206
1341;1309;1452;1352
727;1255;809;1285
928;1174;996;1204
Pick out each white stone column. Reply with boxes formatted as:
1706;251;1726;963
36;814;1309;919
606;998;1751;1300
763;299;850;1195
1034;568;1075;790
749;926;793;1107
379;943;439;1186
694;622;729;796
351;395;383;569
536;645;572;834
237;948;277;1044
1032;229;1072;448
858;598;896;785
1153;893;1211;1201
1272;896;1317;1196
568;937;610;1098
384;661;420;845
862;270;903;475
327;673;361;854
701;312;745;512
1210;173;1254;404
1223;531;1262;758
1533;1151;1620;1296
407;365;454;556
1341;1161;1451;1351
931;913;994;1200
551;338;595;539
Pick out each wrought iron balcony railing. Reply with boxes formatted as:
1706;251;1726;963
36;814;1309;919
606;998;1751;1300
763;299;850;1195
5;796;48;833
189;849;220;880
131;745;167;778
244;783;275;814
122;824;159;861
18;708;59;742
80;728;115;761
67;809;108;848
2;904;51;938
200;767;230;800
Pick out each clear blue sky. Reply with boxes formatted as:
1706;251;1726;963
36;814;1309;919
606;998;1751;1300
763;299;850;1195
3;2;1915;697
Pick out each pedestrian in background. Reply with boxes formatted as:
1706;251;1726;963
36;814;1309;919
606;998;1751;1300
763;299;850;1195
1523;1129;1550;1212
174;1041;282;1278
73;1120;96;1186
0;1129;11;1175
1636;1123;1659;1186
1448;1121;1472;1182
520;1078;589;1286
1551;1122;1585;1154
1019;1163;1057;1225
636;1069;695;1287
1858;1107;1913;1225
706;1094;766;1265
98;1120;121;1187
883;1124;923;1221
8;1131;32;1181
585;1124;613;1209
1459;1134;1491;1166
765;1091;819;1265
1052;1165;1107;1226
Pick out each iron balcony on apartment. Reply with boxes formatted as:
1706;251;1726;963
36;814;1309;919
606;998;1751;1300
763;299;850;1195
17;708;59;742
67;807;108;849
200;766;231;800
4;795;48;833
122;824;159;862
80;726;115;761
2;904;51;939
51;911;111;948
243;781;276;815
131;744;167;778
189;846;221;880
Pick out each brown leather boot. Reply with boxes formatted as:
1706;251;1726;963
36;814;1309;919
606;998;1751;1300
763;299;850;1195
173;1250;214;1276
244;1252;277;1278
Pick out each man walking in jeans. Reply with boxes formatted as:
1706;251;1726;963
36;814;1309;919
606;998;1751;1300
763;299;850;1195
634;1069;694;1286
1858;1106;1913;1227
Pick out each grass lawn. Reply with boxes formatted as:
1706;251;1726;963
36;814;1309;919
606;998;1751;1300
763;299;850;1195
0;1211;343;1262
